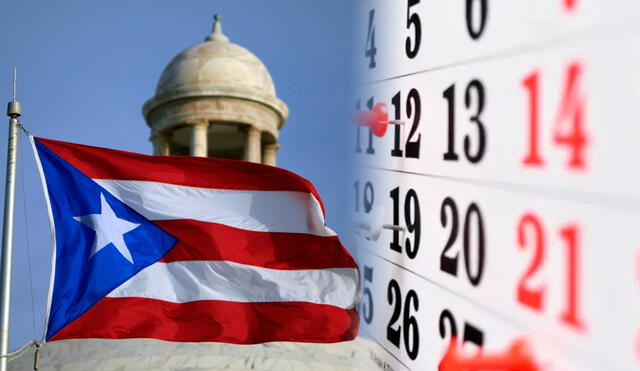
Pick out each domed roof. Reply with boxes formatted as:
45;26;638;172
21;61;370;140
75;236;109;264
156;23;276;96
143;15;288;124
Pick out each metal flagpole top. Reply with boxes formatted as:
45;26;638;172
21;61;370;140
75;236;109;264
7;68;20;118
0;67;21;371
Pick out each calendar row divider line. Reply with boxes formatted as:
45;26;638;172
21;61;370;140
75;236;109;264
360;247;522;328
356;18;640;86
360;165;640;210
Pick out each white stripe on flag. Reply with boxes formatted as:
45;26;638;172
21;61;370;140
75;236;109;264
107;261;358;309
94;179;335;237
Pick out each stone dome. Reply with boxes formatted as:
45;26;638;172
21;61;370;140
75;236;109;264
155;40;276;97
142;15;288;129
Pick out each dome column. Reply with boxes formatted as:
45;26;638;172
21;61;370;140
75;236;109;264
243;126;262;163
151;132;171;156
190;122;209;157
262;143;279;166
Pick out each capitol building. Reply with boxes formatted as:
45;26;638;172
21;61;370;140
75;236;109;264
10;15;376;371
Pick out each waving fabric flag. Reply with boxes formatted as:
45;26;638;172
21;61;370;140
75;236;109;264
32;137;359;344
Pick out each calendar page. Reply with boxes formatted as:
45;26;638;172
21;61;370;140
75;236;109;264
349;1;640;370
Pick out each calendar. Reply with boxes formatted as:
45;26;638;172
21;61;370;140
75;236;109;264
349;1;640;370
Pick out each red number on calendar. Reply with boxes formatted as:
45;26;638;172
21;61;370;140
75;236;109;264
522;72;544;167
517;213;545;310
558;224;584;329
553;63;588;169
522;62;588;170
516;214;585;330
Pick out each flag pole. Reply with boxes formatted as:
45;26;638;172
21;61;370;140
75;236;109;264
0;68;20;371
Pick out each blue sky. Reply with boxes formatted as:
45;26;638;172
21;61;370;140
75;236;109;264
0;1;353;348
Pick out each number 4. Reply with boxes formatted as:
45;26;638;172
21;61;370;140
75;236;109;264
365;9;377;69
554;63;588;169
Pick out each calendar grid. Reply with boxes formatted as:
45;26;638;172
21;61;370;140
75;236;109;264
352;1;640;369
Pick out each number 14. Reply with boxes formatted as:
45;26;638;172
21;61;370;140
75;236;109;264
521;62;589;170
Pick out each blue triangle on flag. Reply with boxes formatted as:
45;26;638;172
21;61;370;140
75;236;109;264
34;140;177;340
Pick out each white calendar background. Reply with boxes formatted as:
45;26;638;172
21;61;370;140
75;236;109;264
349;1;640;370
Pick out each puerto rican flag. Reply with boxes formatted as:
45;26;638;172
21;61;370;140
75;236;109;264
31;137;359;344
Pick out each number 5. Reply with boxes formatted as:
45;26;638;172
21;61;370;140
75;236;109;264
405;0;422;59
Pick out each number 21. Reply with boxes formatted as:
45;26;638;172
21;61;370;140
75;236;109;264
516;213;585;330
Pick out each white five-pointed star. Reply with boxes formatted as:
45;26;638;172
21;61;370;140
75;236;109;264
73;193;141;264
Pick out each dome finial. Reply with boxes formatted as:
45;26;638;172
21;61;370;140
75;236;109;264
205;14;229;42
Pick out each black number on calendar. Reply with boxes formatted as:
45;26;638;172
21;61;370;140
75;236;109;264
405;0;422;59
440;198;485;286
391;93;403;157
355;97;375;154
390;187;421;259
387;280;402;346
354;180;374;213
387;279;420;360
365;9;377;68
440;197;460;273
438;309;484;349
443;80;486;163
465;0;488;40
360;265;374;324
391;88;422;158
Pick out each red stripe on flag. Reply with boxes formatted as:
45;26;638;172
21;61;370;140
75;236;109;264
49;297;359;344
156;220;356;269
35;137;325;214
